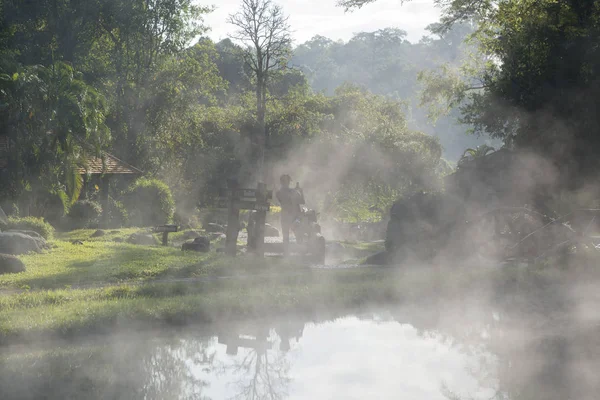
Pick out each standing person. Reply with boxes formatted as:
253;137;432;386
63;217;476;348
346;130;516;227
276;174;304;256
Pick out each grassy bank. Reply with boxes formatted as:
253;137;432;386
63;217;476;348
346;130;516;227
1;228;598;346
0;229;293;290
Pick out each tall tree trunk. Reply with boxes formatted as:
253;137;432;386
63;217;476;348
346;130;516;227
255;73;266;181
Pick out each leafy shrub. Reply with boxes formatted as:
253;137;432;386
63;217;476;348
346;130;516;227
0;216;55;239
123;178;175;227
107;198;128;228
66;200;103;229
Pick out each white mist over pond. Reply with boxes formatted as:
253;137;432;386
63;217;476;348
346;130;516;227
195;315;499;400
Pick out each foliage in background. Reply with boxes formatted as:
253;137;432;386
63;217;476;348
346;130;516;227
123;179;175;227
290;24;498;161
0;62;110;214
65;200;103;230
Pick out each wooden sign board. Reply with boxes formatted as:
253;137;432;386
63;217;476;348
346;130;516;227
218;188;273;201
216;199;271;211
154;224;178;233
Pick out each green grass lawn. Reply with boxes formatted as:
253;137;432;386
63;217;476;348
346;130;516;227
1;227;597;346
0;229;280;290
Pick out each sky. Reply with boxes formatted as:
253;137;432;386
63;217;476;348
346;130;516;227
200;0;441;45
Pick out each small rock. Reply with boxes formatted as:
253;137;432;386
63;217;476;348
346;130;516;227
91;229;106;238
71;240;84;245
182;236;210;252
127;233;159;246
205;223;225;233
0;253;26;274
113;237;124;243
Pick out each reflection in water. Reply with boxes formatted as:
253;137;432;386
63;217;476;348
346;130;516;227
193;315;497;400
213;320;303;400
0;313;499;400
1;336;215;400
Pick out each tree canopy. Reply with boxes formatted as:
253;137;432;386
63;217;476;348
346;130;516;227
2;0;597;223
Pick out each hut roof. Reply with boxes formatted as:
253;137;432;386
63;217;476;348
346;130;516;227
77;152;143;175
0;134;141;175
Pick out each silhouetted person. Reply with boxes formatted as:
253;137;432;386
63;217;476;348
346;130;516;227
276;174;304;256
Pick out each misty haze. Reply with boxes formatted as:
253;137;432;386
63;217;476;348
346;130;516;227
1;0;600;399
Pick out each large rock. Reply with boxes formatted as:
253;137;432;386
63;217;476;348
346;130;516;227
0;253;26;274
0;232;47;255
127;232;159;246
7;229;44;240
182;236;210;252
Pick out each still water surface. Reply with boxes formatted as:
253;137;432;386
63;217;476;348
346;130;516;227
1;311;500;400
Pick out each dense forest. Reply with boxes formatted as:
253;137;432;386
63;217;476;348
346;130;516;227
1;0;599;228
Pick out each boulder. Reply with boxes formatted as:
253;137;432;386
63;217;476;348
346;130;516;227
0;253;26;274
0;232;47;255
182;236;210;252
71;240;84;245
127;233;159;246
91;229;106;238
205;223;225;233
264;223;280;238
7;229;44;240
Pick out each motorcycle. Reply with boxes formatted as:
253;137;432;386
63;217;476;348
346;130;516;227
291;206;326;263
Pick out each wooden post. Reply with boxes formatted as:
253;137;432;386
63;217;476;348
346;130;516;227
162;232;169;246
225;179;240;256
82;174;88;200
254;182;267;257
101;175;110;229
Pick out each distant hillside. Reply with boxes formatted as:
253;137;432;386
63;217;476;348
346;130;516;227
291;24;499;161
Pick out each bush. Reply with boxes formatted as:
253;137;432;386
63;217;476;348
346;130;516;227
0;216;55;239
123;178;175;227
107;198;128;228
0;253;26;274
66;200;103;230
